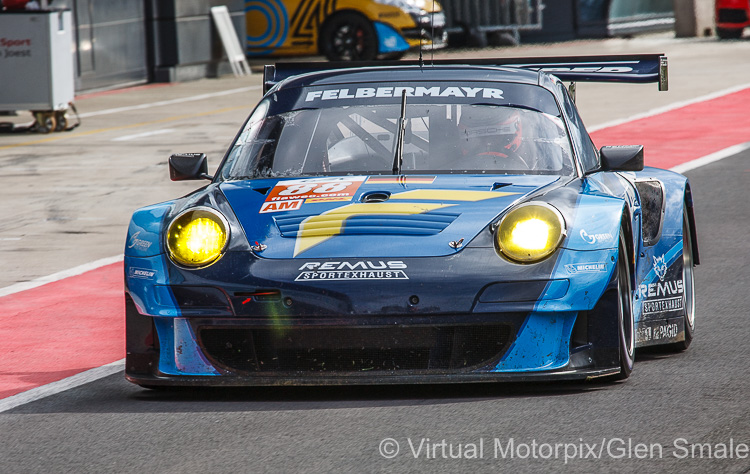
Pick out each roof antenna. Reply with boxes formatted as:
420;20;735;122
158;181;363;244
431;0;436;66
418;18;424;68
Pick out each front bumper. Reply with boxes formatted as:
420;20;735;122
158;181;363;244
126;304;620;387
125;246;624;386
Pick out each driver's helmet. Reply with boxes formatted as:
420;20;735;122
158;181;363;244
458;106;523;157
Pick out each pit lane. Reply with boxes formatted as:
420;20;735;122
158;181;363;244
2;35;750;472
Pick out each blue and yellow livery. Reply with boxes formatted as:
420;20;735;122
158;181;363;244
124;55;698;387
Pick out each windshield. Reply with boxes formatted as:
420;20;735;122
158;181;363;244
218;83;575;180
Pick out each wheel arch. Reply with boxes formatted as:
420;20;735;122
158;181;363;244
684;182;701;265
631;168;699;265
620;205;637;288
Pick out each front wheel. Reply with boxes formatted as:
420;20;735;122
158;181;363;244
614;230;635;379
320;13;378;61
668;207;696;351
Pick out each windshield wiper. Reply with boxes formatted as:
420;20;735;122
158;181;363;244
391;89;407;175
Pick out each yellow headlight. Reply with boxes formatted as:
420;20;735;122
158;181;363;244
496;203;565;263
166;208;229;267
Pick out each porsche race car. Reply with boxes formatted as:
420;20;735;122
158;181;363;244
124;54;698;387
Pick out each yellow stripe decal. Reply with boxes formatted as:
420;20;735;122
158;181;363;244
367;176;437;184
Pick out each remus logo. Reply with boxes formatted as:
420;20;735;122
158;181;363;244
299;261;407;271
296;261;408;281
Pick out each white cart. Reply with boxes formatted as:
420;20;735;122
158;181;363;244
0;9;75;132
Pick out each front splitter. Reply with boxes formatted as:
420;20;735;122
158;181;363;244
126;367;621;388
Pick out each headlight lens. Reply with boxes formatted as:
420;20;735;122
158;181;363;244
166;207;229;267
495;203;565;263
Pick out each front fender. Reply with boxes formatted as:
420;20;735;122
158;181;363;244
563;192;626;251
124;202;174;258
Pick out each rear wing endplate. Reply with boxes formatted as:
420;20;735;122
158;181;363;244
263;54;668;94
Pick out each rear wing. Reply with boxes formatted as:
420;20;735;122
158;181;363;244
263;54;668;94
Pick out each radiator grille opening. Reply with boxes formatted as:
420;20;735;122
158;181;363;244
199;325;511;374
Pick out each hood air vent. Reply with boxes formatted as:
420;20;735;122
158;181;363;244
361;191;391;203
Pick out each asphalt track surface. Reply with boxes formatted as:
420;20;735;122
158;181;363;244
2;35;750;472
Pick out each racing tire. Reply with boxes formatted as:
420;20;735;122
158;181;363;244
716;27;743;39
666;206;696;351
320;12;378;61
613;230;635;380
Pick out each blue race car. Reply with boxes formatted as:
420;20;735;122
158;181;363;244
124;55;698;387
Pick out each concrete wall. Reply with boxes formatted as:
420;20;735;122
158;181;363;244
147;0;246;83
54;0;148;92
522;0;675;43
674;0;715;37
52;0;247;90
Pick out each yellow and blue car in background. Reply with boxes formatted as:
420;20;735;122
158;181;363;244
245;0;447;60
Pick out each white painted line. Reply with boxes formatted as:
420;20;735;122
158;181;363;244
0;359;125;413
0;238;22;241
670;142;750;174
0;254;123;298
112;128;175;142
609;18;674;31
78;85;261;119
589;82;750;133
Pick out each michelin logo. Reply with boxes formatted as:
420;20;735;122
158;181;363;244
305;86;504;102
565;263;607;274
128;267;156;280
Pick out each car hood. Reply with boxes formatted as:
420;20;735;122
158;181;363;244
220;175;561;259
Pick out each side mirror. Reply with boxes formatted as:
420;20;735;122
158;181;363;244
600;145;644;172
168;153;211;181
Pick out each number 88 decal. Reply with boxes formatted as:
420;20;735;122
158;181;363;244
277;181;354;196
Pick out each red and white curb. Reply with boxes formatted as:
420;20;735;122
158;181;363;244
0;360;124;413
0;255;122;299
